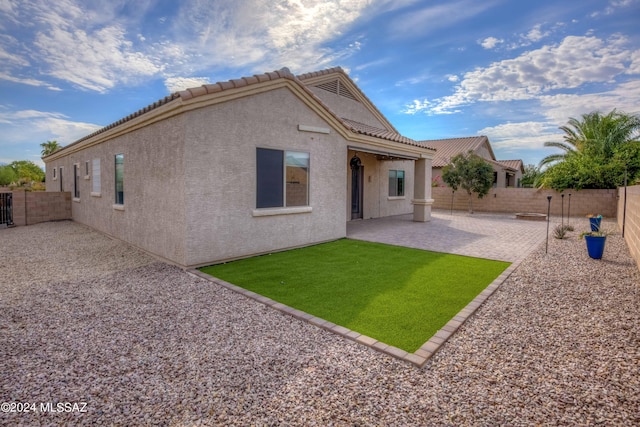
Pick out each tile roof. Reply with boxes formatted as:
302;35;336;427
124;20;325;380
178;68;296;100
486;158;517;171
498;159;524;172
419;136;491;167
297;66;345;81
54;66;425;154
341;118;423;146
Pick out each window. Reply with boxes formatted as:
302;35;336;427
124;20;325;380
53;168;56;179
85;161;90;177
388;170;405;197
115;154;124;205
256;148;309;208
92;158;101;195
73;164;80;199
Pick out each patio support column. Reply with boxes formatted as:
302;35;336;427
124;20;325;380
412;157;434;222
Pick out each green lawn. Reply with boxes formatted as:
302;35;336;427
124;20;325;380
200;239;510;353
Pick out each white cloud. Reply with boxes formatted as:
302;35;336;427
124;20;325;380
477;121;561;151
164;77;211;93
167;0;372;74
403;99;433;115
0;35;29;66
353;58;391;72
0;72;61;90
423;34;639;114
34;25;163;92
480;37;503;49
1;0;376;93
387;0;499;39
474;78;640;158
447;75;459;82
604;0;636;14
0;0;163;92
523;24;550;43
540;79;640;123
403;98;460;115
0;108;101;146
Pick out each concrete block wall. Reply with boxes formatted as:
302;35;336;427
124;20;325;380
432;187;618;218
10;190;72;226
618;185;640;272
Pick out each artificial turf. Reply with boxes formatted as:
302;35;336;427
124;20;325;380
199;239;510;353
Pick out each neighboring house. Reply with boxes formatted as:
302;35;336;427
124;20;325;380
44;67;436;268
422;136;524;188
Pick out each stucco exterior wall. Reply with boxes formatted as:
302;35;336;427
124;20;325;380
307;86;387;129
183;87;347;266
45;115;188;265
42;79;433;267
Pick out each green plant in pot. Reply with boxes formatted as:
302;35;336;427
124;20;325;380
586;214;603;232
581;229;607;259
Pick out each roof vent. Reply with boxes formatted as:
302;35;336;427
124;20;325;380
314;79;358;101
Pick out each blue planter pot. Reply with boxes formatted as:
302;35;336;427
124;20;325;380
589;217;602;232
585;235;606;259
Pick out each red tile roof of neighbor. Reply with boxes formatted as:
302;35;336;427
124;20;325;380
420;136;521;171
419;136;492;167
61;67;428;152
499;159;524;172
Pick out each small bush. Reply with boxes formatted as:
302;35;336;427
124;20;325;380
553;225;572;239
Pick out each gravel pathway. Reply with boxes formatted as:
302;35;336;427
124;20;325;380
1;220;638;426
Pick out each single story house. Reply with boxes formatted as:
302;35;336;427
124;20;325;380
422;136;524;188
44;67;436;268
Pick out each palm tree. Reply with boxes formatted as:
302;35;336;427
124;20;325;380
539;110;640;168
40;140;62;157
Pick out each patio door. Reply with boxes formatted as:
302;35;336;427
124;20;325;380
350;155;363;220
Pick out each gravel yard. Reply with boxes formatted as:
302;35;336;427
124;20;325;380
1;219;638;426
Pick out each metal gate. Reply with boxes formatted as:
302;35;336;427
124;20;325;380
0;193;13;226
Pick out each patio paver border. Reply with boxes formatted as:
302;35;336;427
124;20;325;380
187;254;525;368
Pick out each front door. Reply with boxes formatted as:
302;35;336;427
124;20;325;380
350;155;363;220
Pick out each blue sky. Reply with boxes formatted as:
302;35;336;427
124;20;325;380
1;0;639;168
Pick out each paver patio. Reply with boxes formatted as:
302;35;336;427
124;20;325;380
347;209;550;262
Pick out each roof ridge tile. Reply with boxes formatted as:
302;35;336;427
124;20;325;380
204;83;223;94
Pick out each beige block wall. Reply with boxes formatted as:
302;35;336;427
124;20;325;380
432;187;618;218
183;87;348;266
618;185;640;272
9;190;71;226
45;114;188;265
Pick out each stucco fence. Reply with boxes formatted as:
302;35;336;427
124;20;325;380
1;190;71;226
618;185;640;272
431;187;617;218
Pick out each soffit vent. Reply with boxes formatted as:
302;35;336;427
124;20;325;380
314;79;358;102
